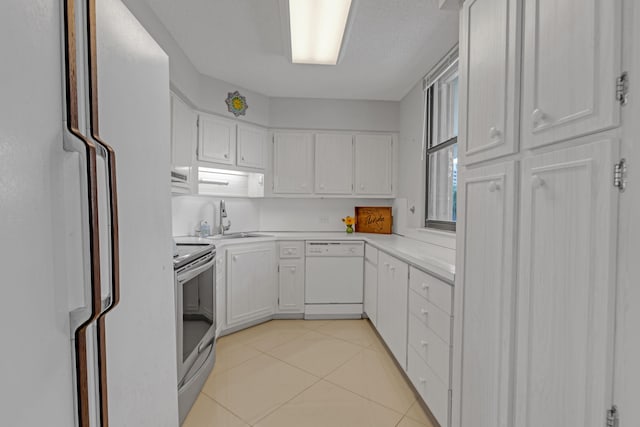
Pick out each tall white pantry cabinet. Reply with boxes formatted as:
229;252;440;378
453;1;624;427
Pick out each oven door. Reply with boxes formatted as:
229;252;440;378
175;252;216;383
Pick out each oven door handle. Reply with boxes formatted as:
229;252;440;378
177;257;215;284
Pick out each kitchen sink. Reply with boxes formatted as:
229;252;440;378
210;232;270;240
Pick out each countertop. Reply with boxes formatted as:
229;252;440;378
178;232;456;284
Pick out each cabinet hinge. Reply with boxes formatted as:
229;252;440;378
614;159;627;192
617;72;629;106
606;405;619;427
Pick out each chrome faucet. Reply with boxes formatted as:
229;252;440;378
219;200;231;235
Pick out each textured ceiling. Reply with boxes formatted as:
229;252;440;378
144;0;459;101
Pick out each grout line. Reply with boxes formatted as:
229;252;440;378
250;375;322;426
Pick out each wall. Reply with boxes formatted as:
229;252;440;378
122;0;271;126
171;196;260;237
269;97;400;131
259;199;393;232
397;81;427;229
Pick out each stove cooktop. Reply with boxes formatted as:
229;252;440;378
173;238;215;269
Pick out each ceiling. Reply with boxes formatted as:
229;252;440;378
143;0;459;101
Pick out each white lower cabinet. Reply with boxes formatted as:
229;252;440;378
407;266;454;427
376;252;409;369
277;241;305;314
408;347;450;427
363;244;378;326
452;161;516;427
225;243;277;328
514;139;619;427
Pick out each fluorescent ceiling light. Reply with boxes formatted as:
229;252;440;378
289;0;353;65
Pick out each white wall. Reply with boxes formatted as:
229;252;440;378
259;199;393;232
196;74;270;127
269;97;400;131
397;81;426;229
171;196;261;236
122;0;271;127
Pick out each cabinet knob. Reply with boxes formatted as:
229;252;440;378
232;255;238;262
488;181;500;193
532;108;547;127
531;175;545;189
420;340;428;348
389;265;396;272
241;156;245;161
420;308;429;317
419;377;426;384
224;153;229;159
489;126;501;139
421;283;429;291
290;267;296;273
360;184;365;190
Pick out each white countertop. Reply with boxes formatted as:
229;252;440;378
182;231;456;284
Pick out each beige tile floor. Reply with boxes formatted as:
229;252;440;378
184;319;436;427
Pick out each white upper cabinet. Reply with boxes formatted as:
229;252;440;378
514;138;619;427
459;0;521;165
452;161;516;427
273;132;314;194
354;134;393;196
237;123;267;169
521;0;621;148
197;113;236;165
170;93;197;192
315;133;353;194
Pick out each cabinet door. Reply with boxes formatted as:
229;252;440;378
170;93;197;191
237;123;266;169
377;252;409;368
451;161;516;427
198;113;236;165
521;0;621;148
364;258;378;326
354;134;393;195
514;139;619;427
226;244;276;327
315;133;353;194
273;132;314;194
459;0;520;165
277;260;304;313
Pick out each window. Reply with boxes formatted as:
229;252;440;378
424;53;458;232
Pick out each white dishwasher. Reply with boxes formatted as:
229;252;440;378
304;241;365;319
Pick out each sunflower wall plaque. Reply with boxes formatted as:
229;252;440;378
225;91;248;117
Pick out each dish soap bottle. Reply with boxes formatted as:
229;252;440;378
199;220;211;237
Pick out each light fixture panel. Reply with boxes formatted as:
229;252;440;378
289;0;353;65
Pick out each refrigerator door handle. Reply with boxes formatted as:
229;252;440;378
85;0;122;425
63;0;103;426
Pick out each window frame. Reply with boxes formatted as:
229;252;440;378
423;56;459;232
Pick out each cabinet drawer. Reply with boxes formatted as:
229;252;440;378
408;347;449;427
409;290;452;345
409;266;452;315
278;241;304;259
408;314;450;384
365;244;378;264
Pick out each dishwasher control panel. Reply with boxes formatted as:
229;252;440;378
305;241;365;257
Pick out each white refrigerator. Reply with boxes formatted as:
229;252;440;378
0;0;179;425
